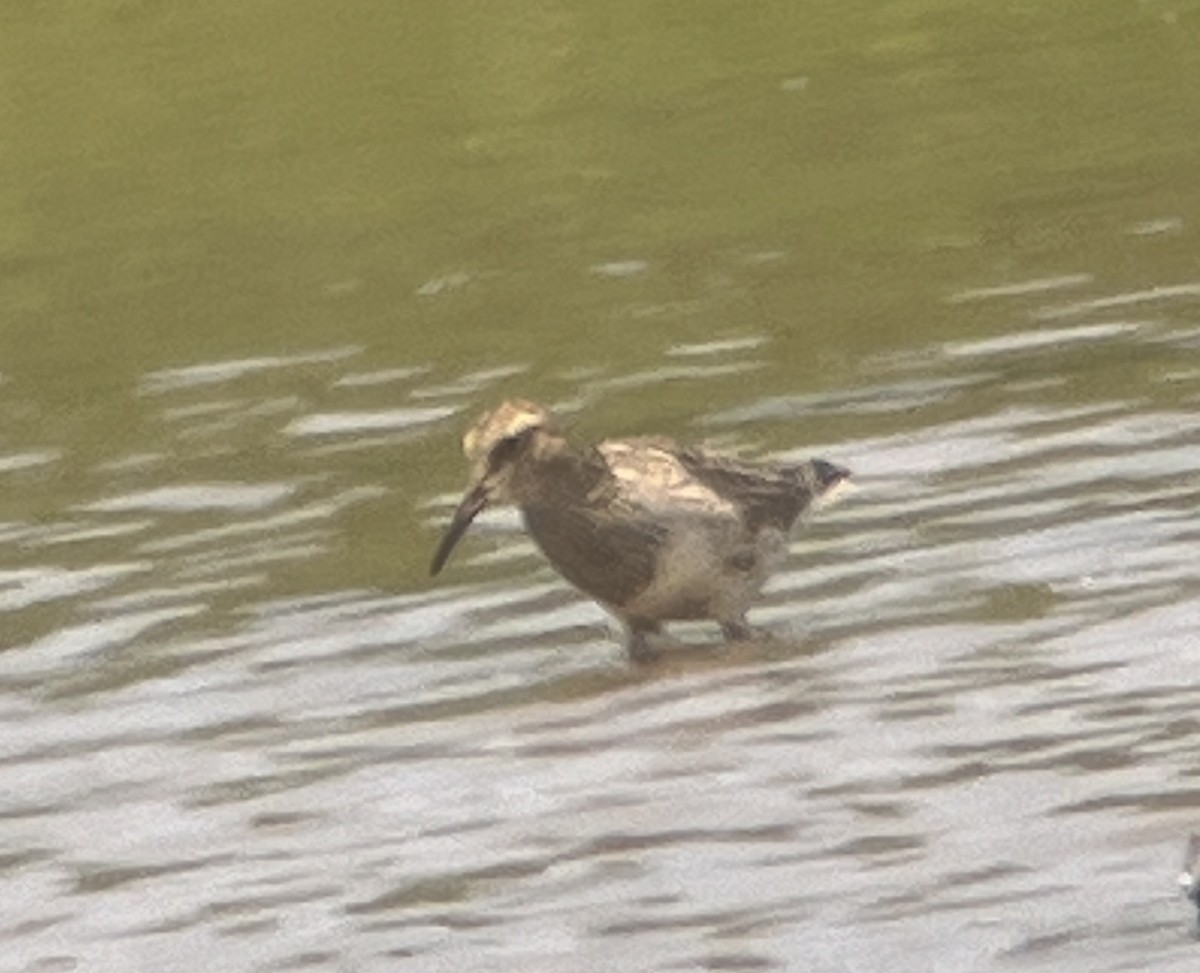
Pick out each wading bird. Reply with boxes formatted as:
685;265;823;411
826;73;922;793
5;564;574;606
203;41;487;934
431;400;850;661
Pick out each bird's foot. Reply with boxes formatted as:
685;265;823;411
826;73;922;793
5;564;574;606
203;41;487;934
624;620;663;665
720;620;771;643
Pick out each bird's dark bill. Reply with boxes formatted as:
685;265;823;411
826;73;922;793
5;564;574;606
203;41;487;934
430;484;490;576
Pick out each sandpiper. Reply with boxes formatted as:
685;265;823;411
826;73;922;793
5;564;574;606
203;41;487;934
430;399;851;660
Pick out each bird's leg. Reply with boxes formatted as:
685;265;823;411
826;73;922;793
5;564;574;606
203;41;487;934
720;618;768;642
624;618;663;664
720;619;752;642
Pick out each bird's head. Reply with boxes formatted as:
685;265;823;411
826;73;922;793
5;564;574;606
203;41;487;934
430;399;553;576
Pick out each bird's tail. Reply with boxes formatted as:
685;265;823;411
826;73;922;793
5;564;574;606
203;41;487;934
795;458;854;510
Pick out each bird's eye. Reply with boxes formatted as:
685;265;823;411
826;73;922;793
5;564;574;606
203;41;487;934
488;432;525;469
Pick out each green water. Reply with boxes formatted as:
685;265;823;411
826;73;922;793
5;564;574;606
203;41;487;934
2;2;1200;970
5;1;1197;379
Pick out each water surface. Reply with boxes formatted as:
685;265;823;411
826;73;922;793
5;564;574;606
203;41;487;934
2;1;1200;971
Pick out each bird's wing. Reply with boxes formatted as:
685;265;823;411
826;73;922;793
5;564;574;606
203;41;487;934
522;500;668;609
595;439;740;518
674;447;850;532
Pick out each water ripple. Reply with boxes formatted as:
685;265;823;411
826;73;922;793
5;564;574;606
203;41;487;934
0;317;1197;973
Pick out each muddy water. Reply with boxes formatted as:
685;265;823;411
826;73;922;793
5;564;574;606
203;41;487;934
5;0;1200;970
1;292;1198;972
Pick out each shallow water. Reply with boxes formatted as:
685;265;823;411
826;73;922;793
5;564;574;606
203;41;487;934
1;301;1198;971
4;1;1200;970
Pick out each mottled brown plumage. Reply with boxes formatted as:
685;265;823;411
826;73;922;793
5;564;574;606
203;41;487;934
430;399;851;660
